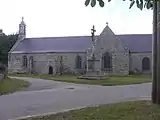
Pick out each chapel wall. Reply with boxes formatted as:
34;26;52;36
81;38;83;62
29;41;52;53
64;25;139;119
8;53;28;73
33;52;86;74
129;52;152;74
93;25;130;75
9;52;86;74
111;52;129;76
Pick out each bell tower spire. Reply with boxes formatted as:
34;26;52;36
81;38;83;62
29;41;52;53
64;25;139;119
18;17;26;40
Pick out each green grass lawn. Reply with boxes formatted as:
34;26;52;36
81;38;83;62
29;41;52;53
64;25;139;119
21;100;160;120
9;73;151;86
0;77;30;95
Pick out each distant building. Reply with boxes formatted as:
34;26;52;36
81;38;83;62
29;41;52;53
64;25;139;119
8;18;152;75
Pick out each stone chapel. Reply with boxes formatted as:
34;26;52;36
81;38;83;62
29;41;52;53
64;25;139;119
8;18;152;75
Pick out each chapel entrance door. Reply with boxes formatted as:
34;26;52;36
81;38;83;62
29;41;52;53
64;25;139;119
49;66;53;74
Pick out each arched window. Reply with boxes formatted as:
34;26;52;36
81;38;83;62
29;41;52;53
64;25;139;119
49;66;53;74
102;52;112;71
23;55;27;68
29;56;34;68
75;55;82;69
142;57;150;71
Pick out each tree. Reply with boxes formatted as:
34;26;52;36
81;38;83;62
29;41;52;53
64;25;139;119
85;0;156;9
152;1;157;104
84;0;160;104
0;34;18;65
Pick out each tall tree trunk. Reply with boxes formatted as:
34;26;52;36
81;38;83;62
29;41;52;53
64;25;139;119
156;1;160;104
152;1;158;103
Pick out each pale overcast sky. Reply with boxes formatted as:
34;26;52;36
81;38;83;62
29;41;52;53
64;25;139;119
0;0;152;37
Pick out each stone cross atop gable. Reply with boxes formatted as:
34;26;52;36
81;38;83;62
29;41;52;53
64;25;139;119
106;22;108;26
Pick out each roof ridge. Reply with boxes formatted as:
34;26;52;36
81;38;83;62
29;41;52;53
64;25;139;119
116;34;152;36
26;35;97;39
25;34;152;39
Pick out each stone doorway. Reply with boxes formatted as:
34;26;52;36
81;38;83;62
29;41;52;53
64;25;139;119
49;66;53;74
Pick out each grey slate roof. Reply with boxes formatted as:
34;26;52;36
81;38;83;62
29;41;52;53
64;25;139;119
12;36;95;53
12;34;152;53
117;34;152;52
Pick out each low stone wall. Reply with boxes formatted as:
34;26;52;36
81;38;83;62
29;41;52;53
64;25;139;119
0;73;4;82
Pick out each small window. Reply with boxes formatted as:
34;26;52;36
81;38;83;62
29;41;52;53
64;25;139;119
29;56;34;68
23;55;27;68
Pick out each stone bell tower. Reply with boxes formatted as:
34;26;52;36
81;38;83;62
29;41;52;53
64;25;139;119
18;17;26;40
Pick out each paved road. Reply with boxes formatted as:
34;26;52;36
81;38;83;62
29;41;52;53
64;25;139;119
0;77;151;120
11;76;89;92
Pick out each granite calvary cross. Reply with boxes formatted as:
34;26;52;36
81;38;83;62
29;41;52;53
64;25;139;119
91;25;96;43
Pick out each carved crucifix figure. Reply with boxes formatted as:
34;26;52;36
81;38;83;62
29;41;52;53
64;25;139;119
91;25;96;42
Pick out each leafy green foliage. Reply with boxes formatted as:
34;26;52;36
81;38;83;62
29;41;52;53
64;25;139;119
85;0;157;10
85;0;90;6
98;0;105;7
0;34;18;65
91;0;96;7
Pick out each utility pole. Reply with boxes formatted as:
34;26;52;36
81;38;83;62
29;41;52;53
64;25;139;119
152;1;158;103
156;1;160;104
